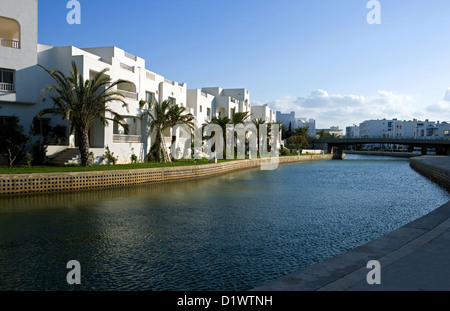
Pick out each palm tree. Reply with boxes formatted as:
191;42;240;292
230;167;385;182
209;116;231;134
37;61;130;166
289;126;309;150
252;118;266;133
141;99;194;163
231;111;251;125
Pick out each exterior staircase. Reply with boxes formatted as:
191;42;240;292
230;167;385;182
47;148;80;166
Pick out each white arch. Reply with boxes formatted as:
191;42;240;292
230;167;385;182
0;16;20;41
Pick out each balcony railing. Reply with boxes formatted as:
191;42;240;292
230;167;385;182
0;83;15;93
1;39;20;49
117;89;138;100
120;62;134;72
113;134;142;143
124;51;137;61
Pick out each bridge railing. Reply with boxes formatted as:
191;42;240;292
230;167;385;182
318;136;450;141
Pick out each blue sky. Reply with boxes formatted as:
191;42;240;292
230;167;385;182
37;0;450;129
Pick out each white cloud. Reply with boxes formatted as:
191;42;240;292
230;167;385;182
426;90;450;115
444;88;450;102
253;89;430;129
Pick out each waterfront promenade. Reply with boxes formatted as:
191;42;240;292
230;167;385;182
253;156;450;291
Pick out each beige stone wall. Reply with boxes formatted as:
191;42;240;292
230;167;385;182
0;155;333;197
410;157;450;191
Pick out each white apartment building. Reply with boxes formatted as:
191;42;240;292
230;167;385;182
201;87;250;118
351;118;450;151
436;122;450;138
276;111;316;137
250;104;276;123
0;0;252;164
414;121;450;138
357;119;444;139
187;89;213;126
346;125;360;138
358;119;395;138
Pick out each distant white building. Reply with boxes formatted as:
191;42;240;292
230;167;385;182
346;125;360;138
251;104;276;123
358;119;395;138
436;122;450;138
357;118;446;139
276;111;316;137
317;126;344;137
413;120;450;138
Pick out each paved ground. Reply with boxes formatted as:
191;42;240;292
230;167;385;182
252;156;450;291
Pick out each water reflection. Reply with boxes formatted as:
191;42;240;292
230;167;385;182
0;155;448;290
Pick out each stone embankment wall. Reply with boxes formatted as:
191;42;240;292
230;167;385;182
410;156;450;191
345;150;416;158
0;154;332;197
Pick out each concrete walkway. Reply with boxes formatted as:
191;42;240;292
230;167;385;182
253;156;450;291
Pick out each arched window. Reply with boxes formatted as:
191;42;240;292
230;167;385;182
0;16;20;49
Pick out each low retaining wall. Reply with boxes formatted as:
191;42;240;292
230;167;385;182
345;150;417;158
410;156;450;191
0;154;332;197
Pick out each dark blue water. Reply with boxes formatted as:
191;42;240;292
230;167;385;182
0;155;449;291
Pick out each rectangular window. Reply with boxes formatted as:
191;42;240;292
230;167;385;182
0;116;17;146
168;97;176;106
207;108;211;117
0;70;13;84
200;105;203;113
33;118;51;136
0;69;14;92
145;91;156;104
0;116;16;127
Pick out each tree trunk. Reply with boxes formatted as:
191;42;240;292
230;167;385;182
77;128;91;166
7;148;16;168
160;130;172;163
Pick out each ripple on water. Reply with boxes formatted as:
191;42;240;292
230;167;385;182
0;155;449;290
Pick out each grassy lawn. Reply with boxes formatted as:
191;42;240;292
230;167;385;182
0;154;318;175
0;158;224;174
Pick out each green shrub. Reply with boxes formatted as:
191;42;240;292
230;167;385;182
102;146;118;165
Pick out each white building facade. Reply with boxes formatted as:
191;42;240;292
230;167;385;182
199;87;251;119
356;119;447;139
0;0;255;164
276;111;316;137
250;104;276;123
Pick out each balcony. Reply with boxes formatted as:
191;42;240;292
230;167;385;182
113;134;142;143
1;38;20;49
0;82;14;93
0;17;21;49
118;89;138;100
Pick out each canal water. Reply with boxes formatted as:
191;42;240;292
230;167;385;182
0;155;449;291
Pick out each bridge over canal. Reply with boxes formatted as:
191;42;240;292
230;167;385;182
310;137;450;159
